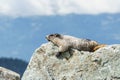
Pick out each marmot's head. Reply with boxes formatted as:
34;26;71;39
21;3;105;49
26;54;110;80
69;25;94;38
46;33;62;42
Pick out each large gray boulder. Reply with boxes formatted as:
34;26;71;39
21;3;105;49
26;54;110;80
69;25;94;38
22;42;120;80
0;67;20;80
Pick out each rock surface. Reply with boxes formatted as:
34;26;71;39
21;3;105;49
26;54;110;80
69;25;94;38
22;42;120;80
0;67;20;80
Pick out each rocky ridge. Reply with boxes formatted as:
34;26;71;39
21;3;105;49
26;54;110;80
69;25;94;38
21;42;120;80
0;67;20;80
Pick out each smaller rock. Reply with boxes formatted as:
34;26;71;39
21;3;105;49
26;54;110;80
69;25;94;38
0;67;20;80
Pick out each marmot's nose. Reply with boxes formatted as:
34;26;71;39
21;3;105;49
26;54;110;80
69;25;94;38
46;35;48;39
46;35;50;41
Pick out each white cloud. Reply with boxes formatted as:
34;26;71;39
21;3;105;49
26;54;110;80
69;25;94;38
0;0;120;17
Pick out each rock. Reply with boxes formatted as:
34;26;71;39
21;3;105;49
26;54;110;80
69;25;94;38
22;42;120;80
0;67;20;80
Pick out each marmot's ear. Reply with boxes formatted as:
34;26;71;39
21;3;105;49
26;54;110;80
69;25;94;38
49;34;54;36
55;33;62;38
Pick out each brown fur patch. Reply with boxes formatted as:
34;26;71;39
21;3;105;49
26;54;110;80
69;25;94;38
93;44;106;51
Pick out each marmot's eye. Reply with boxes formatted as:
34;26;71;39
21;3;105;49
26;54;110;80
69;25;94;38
55;34;61;37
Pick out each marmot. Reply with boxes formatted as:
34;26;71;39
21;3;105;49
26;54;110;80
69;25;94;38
46;33;106;57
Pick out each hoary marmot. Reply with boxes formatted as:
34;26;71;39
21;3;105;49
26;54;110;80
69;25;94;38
46;33;106;57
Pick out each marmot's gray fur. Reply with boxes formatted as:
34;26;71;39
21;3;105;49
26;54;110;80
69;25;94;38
46;33;105;57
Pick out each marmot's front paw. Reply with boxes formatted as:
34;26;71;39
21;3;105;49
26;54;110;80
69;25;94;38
56;52;62;58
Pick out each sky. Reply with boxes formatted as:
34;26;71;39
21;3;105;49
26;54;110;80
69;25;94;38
0;0;120;61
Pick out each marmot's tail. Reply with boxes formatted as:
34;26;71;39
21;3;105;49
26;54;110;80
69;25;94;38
93;44;106;51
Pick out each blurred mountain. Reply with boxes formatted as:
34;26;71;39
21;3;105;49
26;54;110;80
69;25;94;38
0;57;28;77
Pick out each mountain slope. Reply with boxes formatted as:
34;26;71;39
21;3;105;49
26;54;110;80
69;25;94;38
0;57;28;76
